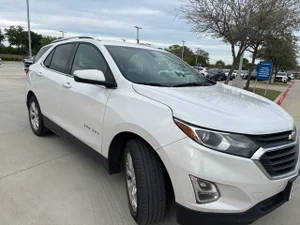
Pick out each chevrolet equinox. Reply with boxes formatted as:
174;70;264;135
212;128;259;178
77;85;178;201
26;37;299;225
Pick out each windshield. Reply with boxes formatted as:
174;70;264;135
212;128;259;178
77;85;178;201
105;46;214;87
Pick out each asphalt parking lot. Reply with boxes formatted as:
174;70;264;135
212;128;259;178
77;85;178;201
0;61;299;225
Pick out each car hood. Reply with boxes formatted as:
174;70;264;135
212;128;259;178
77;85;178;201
132;83;294;135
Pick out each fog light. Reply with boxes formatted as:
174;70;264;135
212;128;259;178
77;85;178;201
190;175;220;204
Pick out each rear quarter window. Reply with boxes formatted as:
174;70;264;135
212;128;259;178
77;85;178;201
35;45;52;62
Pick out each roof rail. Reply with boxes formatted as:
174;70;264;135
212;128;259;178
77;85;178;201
51;36;94;43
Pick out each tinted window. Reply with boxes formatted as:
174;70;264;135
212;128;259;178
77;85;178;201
44;50;54;68
71;44;108;74
50;43;75;73
35;45;52;62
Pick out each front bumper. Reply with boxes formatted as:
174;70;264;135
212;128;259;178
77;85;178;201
177;177;296;225
157;137;300;217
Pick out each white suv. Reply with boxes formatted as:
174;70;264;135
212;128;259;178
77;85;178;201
26;37;299;225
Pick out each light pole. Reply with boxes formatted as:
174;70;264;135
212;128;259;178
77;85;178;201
59;30;65;38
195;48;200;65
181;40;185;60
134;26;142;44
26;0;32;57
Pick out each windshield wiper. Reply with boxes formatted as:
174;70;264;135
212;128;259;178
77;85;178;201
171;82;214;87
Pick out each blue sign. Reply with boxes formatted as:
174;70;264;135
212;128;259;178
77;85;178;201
256;61;272;81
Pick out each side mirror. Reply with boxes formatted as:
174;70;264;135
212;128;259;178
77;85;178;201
73;69;116;88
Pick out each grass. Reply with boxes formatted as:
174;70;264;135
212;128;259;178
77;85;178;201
248;87;281;101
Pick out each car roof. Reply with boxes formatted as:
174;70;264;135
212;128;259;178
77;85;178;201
50;36;164;52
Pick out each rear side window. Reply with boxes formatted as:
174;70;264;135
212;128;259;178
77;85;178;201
35;45;52;62
71;43;108;74
44;50;54;68
49;43;75;73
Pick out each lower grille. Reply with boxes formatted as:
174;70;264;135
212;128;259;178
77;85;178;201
259;145;299;177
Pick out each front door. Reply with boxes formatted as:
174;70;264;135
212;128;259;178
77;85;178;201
60;43;114;152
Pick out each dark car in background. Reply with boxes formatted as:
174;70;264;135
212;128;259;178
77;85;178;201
207;68;226;81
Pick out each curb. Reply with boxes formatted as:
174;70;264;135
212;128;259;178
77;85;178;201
275;81;294;105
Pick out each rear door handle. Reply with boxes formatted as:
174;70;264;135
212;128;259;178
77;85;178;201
63;82;72;88
37;71;43;76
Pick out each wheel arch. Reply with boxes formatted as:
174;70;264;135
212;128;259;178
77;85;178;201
107;131;174;201
26;90;36;108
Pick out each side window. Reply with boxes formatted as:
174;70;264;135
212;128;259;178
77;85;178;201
35;45;52;62
71;43;108;74
44;49;54;68
49;43;75;73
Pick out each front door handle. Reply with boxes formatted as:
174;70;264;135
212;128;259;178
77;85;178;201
63;82;72;88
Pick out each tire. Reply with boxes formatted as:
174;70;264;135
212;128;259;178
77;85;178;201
124;140;167;225
28;96;50;136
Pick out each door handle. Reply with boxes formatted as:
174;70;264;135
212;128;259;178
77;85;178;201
37;71;43;76
63;82;72;88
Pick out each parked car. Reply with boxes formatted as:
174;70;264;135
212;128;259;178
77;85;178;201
26;37;299;225
274;72;288;83
194;66;208;77
287;72;294;81
207;68;226;81
224;70;236;80
240;70;248;78
242;70;256;80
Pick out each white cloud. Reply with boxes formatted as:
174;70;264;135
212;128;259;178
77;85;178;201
0;0;245;64
99;8;161;16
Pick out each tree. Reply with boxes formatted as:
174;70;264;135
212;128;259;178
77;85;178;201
259;35;298;82
40;36;56;46
180;0;256;84
215;60;225;68
242;58;249;70
4;25;57;55
244;0;300;89
195;48;209;66
4;25;25;52
0;29;4;45
165;44;209;66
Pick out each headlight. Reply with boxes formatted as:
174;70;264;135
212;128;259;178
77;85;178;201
291;125;297;142
174;118;259;158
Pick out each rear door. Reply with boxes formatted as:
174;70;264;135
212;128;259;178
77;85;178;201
35;43;76;124
60;43;115;151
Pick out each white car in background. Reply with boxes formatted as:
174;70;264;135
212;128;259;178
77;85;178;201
26;37;299;225
287;73;294;81
194;66;208;77
275;72;288;83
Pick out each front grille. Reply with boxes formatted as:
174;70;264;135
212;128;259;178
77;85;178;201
251;130;299;178
251;131;293;148
259;145;298;177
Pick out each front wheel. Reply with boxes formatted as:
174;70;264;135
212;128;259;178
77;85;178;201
124;140;167;225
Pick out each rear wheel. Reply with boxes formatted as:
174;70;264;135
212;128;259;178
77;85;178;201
28;96;50;136
124;140;167;225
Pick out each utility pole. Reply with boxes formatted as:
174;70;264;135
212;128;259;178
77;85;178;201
195;48;200;65
134;26;142;44
26;0;32;57
59;30;65;38
181;40;185;60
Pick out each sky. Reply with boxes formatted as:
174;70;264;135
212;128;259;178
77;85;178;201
0;0;298;64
